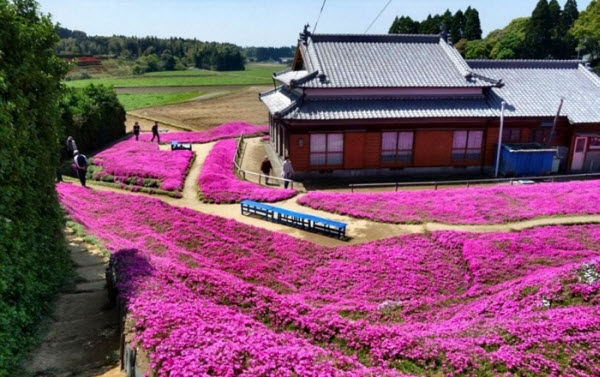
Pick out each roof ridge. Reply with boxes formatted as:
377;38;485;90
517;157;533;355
439;41;503;87
309;33;441;44
578;64;600;88
467;60;585;69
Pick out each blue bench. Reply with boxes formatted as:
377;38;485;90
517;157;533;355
170;140;192;151
241;200;347;240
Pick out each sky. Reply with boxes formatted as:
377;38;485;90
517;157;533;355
37;0;593;47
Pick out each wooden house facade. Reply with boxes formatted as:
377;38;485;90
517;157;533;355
260;31;600;177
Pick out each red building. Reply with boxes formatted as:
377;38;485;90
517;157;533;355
259;30;600;177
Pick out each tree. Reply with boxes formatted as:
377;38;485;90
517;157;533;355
442;9;453;34
389;16;420;34
0;0;70;373
451;10;466;44
571;0;600;61
489;18;529;59
560;0;579;58
161;49;176;71
525;0;553;58
464;39;490;58
464;7;482;40
419;14;442;34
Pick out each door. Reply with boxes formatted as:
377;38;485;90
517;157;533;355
571;137;587;171
344;133;365;169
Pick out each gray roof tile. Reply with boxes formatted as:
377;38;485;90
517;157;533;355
280;98;494;120
469;61;600;124
296;34;498;88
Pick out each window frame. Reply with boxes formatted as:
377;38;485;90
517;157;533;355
309;133;344;167
452;130;484;163
502;128;521;143
380;131;415;165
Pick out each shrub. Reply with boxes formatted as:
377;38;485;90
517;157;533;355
0;1;71;374
60;84;126;156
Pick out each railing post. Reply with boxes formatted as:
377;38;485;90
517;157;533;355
395;182;398;192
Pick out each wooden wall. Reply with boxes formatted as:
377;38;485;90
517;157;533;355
285;118;584;172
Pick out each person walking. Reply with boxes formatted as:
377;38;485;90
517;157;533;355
151;121;160;143
282;156;294;189
73;150;88;187
260;156;272;185
133;121;141;141
66;136;77;155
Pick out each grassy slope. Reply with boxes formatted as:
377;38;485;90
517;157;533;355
66;64;282;88
117;92;205;111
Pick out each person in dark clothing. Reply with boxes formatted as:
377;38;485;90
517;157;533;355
73;150;88;187
133;121;141;141
151;121;160;143
66;136;77;155
260;156;272;185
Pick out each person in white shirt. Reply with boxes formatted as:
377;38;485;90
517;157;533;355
73;150;88;187
282;156;294;189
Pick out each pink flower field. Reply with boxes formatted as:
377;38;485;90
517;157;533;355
91;138;194;193
298;180;600;225
138;122;268;144
57;182;600;376
198;139;296;203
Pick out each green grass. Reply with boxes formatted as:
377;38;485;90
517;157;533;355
66;63;284;88
117;91;205;111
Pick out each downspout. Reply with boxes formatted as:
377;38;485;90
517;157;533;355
547;97;564;147
494;101;507;178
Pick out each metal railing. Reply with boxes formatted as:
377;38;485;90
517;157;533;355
233;136;295;189
349;172;600;192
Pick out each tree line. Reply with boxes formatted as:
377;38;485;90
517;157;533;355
389;0;600;69
243;46;295;62
56;27;245;72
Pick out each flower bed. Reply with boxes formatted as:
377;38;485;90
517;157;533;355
58;183;600;376
138;121;268;144
298;180;600;224
198;139;296;203
90;138;194;195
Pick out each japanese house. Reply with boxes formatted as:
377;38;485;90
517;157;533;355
259;29;600;177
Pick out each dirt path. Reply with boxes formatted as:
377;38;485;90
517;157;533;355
25;228;122;377
64;141;600;247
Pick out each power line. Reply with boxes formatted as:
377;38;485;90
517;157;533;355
364;0;393;33
313;0;327;33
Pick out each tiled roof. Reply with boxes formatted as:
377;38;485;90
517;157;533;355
260;96;495;120
296;34;500;88
468;60;600;124
258;87;300;117
273;69;310;86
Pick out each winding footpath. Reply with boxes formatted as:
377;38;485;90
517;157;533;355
63;141;600;247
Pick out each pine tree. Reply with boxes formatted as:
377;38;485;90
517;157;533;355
389;16;420;34
525;0;553;58
561;0;580;58
464;7;483;40
451;10;466;44
442;9;453;35
548;0;563;57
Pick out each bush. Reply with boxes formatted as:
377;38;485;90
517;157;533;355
0;1;71;375
60;84;126;156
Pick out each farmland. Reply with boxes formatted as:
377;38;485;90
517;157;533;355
65;63;279;88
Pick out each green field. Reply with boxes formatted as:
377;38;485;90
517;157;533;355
117;92;206;111
66;63;284;88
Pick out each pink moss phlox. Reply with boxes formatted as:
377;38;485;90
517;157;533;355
298;180;600;225
198;139;296;203
138;122;268;144
57;183;600;376
92;138;193;191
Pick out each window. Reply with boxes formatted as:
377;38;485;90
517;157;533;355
381;132;414;163
502;128;521;143
452;130;483;162
530;128;552;144
310;133;343;166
